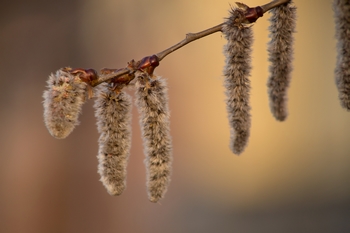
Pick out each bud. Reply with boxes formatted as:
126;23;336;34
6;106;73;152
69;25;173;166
334;0;350;110
43;68;87;139
135;71;172;203
222;7;253;155
94;83;132;196
267;1;297;121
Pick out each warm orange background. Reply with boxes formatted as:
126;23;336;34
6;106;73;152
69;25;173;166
1;0;349;232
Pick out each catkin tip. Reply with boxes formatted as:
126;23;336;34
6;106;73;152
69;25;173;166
99;169;125;196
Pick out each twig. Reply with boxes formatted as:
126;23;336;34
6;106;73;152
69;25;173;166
156;23;224;61
91;68;130;87
261;0;291;13
86;0;292;87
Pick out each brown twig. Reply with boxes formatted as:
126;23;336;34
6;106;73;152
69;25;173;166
91;68;130;87
84;0;291;87
156;23;224;61
261;0;291;13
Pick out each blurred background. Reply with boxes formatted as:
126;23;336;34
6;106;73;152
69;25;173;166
0;0;349;232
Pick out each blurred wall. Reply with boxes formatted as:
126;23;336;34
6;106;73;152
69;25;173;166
0;0;349;233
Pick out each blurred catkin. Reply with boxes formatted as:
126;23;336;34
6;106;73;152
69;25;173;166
43;68;87;139
135;72;172;203
94;83;132;196
334;0;350;110
222;7;253;155
267;1;296;121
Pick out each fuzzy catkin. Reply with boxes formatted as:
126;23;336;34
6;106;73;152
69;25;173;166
267;1;296;121
222;8;253;155
43;68;87;139
94;83;132;196
135;72;172;203
334;0;350;110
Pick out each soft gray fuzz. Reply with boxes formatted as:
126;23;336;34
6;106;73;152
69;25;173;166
222;8;253;155
135;72;172;203
267;1;296;121
94;83;132;196
43;68;87;139
334;0;350;110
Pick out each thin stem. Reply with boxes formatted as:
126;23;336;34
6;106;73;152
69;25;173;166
261;0;291;13
156;23;224;61
91;68;130;87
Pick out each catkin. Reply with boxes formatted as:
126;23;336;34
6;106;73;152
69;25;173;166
222;7;253;155
43;68;87;139
135;72;172;203
94;83;132;196
267;1;296;121
334;0;350;110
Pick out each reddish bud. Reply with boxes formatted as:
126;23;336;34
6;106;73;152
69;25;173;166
245;6;264;23
138;55;160;75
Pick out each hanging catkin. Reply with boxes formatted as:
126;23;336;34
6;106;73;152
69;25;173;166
267;1;296;121
43;68;87;139
135;71;172;203
334;0;350;110
222;7;253;155
94;83;132;196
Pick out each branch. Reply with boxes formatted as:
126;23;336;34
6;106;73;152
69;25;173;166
78;0;291;88
91;68;130;87
156;23;224;61
261;0;291;13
